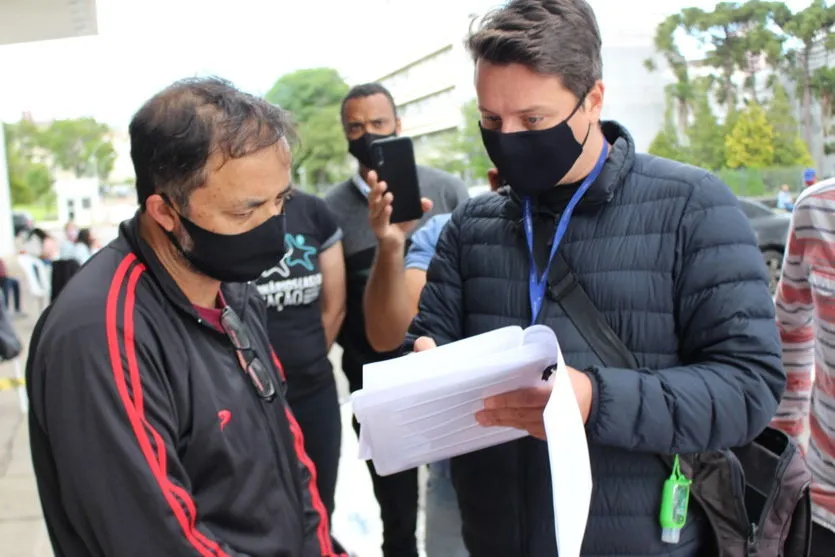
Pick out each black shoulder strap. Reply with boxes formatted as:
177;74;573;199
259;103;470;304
547;252;638;370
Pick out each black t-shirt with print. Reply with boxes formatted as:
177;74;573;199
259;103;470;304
255;191;342;401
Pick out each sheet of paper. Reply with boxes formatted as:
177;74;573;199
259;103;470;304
352;325;558;475
543;347;593;557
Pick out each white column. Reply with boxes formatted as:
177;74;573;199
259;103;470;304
0;125;15;255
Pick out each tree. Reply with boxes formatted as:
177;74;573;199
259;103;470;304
40;117;116;180
773;0;835;147
423;100;493;183
680;4;744;114
648;90;688;163
3;122;54;205
810;66;835;155
687;81;726;170
735;1;785;103
646;14;694;136
725;102;775;168
265;68;350;188
766;83;813;166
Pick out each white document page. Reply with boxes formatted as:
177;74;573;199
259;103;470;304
352;326;556;475
543;346;593;557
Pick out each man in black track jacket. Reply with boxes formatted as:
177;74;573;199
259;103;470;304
26;77;344;557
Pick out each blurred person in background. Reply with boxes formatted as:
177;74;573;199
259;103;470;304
59;220;79;259
0;257;24;317
254;189;347;544
804;168;818;188
777;184;795;211
324;82;468;557
72;228;97;265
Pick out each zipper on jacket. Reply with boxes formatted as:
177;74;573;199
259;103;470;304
722;450;756;545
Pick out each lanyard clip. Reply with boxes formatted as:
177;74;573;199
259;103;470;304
546;270;578;303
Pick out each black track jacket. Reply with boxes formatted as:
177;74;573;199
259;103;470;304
26;214;343;557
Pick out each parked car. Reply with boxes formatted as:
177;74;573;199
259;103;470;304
738;198;791;294
12;211;34;237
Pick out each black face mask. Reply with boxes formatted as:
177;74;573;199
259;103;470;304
480;98;590;197
348;132;395;168
165;209;287;283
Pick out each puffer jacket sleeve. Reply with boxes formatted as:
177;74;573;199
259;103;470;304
585;173;785;454
404;206;465;349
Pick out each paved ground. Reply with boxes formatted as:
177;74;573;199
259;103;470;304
0;265;426;557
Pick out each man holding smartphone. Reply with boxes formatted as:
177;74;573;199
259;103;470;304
324;82;468;557
363;169;501;557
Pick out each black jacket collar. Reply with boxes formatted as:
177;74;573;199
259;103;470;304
504;120;636;217
118;212;251;319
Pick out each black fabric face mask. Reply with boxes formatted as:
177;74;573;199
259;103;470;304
348;132;395;168
480;97;591;197
165;208;287;283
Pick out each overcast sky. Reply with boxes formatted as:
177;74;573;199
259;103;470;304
0;0;811;128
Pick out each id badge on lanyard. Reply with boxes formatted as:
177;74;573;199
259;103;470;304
524;143;609;325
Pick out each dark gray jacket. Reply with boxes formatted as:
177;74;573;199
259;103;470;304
406;123;784;556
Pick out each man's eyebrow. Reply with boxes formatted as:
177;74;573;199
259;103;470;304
235;197;269;210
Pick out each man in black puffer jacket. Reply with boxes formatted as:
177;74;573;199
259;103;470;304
405;1;785;556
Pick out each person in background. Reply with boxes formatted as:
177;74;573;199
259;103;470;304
804;168;818;188
777;184;795;211
254;189;346;533
364;168;501;557
27;76;343;557
73;228;96;265
405;1;783;555
771;181;835;557
324;82;468;557
59;220;79;259
25;228;58;265
0;257;23;317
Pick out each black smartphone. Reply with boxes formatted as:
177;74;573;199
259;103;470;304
370;136;424;223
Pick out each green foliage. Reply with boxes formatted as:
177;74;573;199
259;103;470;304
423;100;493;183
265;68;350;189
725;102;775;169
810;66;835;144
4;122;54;206
687;84;726;170
3;116;114;207
41;117;116;179
766;83;813;166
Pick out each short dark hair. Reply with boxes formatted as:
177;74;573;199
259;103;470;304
77;228;92;247
466;0;602;99
340;83;397;125
130;76;296;210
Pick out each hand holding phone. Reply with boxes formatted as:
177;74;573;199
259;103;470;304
370;136;424;224
367;170;433;246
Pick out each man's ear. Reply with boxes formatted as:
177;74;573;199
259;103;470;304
144;194;178;233
585;80;605;125
395;117;402;136
487;168;501;191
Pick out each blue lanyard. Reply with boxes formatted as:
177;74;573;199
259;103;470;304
524;143;609;325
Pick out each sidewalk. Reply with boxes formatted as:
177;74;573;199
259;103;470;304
0;300;52;556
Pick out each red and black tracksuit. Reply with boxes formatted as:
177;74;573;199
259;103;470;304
26;215;344;557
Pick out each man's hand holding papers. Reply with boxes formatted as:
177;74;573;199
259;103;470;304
414;334;594;440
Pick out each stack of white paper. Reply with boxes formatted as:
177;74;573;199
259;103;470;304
350;324;593;557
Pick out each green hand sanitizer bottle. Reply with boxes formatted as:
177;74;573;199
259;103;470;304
659;454;691;544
